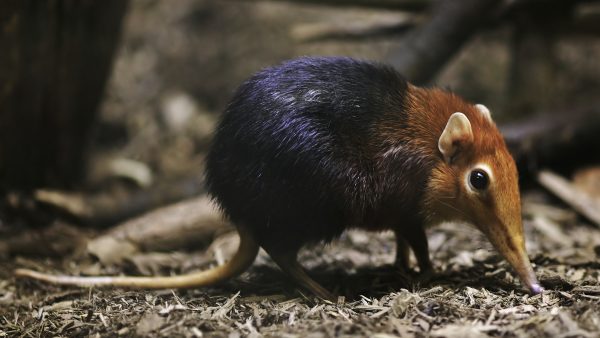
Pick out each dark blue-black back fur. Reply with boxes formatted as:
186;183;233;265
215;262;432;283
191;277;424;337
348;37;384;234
206;56;432;253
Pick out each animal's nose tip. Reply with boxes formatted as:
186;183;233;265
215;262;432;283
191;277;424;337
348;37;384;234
529;283;544;294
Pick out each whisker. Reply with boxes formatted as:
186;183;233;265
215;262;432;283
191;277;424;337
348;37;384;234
436;198;469;219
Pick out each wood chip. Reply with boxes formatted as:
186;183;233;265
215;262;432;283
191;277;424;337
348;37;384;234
135;313;165;336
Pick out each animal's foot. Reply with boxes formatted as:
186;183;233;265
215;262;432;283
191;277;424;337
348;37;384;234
414;267;435;286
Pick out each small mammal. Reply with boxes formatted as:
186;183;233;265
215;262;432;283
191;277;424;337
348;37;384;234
16;57;542;299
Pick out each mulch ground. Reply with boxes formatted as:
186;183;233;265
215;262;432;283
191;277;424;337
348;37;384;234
1;192;599;338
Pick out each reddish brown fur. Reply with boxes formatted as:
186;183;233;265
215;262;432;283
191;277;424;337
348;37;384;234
368;83;538;292
400;86;537;292
399;85;516;225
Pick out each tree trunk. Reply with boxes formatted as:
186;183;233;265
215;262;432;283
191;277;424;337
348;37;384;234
0;0;128;190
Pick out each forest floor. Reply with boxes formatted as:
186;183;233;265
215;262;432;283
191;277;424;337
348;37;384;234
2;1;599;337
1;191;599;338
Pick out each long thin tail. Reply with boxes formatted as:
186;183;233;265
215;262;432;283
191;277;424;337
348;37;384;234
14;227;259;289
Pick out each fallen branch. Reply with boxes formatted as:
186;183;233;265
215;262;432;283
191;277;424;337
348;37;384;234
34;175;206;227
86;196;233;265
386;0;502;84
290;15;419;42
126;231;239;276
290;5;598;43
537;170;600;227
232;0;598;11
231;0;430;11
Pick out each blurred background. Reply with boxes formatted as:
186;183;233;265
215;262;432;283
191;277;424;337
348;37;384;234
1;0;599;198
97;0;600;189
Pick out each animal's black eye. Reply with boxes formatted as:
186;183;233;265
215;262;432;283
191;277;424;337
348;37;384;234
469;169;489;191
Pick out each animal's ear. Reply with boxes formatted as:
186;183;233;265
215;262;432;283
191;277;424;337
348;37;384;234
475;104;492;122
438;112;473;163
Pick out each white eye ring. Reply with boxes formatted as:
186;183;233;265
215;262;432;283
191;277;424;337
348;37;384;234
465;164;493;193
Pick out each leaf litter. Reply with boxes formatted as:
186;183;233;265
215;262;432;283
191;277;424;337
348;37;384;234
1;192;600;337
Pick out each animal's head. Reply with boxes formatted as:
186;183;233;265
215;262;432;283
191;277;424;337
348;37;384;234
424;103;542;294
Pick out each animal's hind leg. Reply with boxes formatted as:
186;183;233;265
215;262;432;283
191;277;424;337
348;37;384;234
393;231;411;271
265;248;334;301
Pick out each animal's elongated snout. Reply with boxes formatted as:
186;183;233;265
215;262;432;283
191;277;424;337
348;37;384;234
504;247;543;294
483;222;543;294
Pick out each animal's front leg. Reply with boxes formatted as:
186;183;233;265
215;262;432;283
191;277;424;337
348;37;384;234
400;225;433;274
